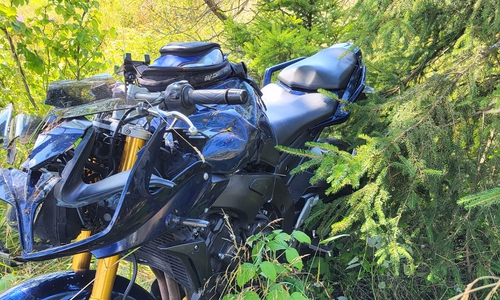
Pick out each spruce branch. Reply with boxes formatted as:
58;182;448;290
373;38;500;159
275;145;323;159
289;159;321;175
458;187;500;209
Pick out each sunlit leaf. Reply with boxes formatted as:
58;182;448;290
291;230;311;244
237;263;257;288
260;261;277;282
290;292;309;300
242;291;260;300
285;248;302;270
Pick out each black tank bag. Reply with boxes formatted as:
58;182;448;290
137;41;234;92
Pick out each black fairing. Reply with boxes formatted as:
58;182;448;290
210;174;295;231
32;193;81;246
11;121;227;260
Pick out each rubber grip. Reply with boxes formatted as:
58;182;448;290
186;89;248;106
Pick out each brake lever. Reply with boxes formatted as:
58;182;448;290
138;103;198;135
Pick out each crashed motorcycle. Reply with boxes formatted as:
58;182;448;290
0;41;367;299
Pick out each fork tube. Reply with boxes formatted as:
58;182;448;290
89;255;121;300
71;229;92;272
119;135;148;171
89;135;146;300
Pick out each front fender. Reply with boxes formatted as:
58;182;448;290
0;270;154;300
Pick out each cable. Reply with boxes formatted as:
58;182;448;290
122;253;138;300
107;108;135;177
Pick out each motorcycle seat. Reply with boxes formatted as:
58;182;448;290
261;83;338;146
278;46;357;91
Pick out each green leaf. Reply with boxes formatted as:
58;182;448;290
260;261;277;282
10;19;27;33
266;284;289;300
290;292;309;300
266;240;287;251
285;248;303;270
320;234;350;244
291;230;311;244
0;4;17;17
242;291;260;300
54;5;65;17
0;274;17;292
345;262;361;270
252;240;264;260
11;0;28;6
237;263;257;288
310;257;329;276
274;232;290;243
273;263;286;275
23;49;44;74
247;233;262;246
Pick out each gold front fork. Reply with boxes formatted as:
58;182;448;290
86;135;146;300
71;229;92;272
89;256;121;300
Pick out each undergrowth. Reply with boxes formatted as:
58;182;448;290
220;228;322;300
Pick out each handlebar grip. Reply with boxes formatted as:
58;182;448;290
186;89;248;106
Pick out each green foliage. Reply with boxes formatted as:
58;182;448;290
253;0;500;298
223;0;343;78
0;0;116;290
234;16;319;76
221;230;319;300
458;187;500;209
0;0;112;113
0;0;499;298
0;274;17;291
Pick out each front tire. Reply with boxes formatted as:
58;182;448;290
0;270;155;300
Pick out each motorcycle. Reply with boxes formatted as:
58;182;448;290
0;41;367;299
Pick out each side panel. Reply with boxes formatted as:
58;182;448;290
27;118;92;169
210;174;295;231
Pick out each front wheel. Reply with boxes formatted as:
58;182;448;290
0;270;155;300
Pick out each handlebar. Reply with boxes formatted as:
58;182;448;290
185;88;248;106
165;81;248;114
130;81;248;116
130;81;248;106
134;92;161;101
